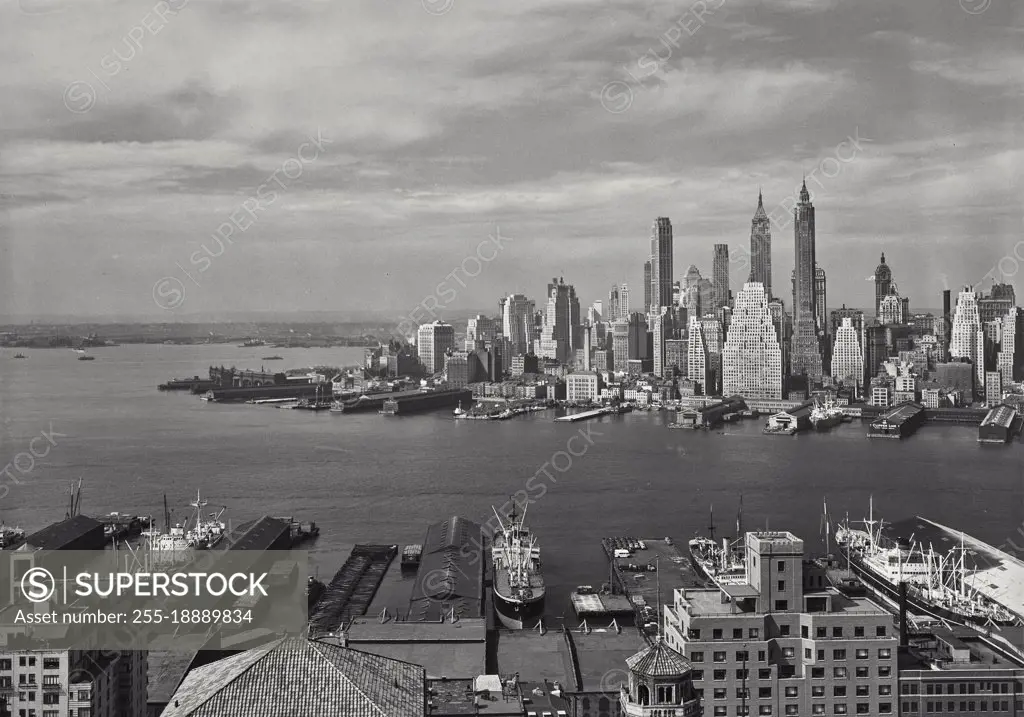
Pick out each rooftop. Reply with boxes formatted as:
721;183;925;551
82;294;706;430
899;626;1024;673
426;677;523;716
981;404;1017;428
160;637;425;717
625;639;692;678
23;515;104;550
878;401;924;424
678;586;889;618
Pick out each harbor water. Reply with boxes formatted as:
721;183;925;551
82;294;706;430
1;344;1022;622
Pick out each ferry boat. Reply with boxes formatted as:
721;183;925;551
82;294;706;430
835;498;1017;628
687;501;747;588
492;500;545;629
810;397;843;431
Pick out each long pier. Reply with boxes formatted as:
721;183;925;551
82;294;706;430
554;407;610;422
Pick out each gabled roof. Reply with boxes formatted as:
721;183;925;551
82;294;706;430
160;638;425;717
625;639;692;678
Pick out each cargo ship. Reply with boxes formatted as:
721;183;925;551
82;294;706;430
835;498;1018;628
810;397;843;431
492;501;545;629
688;501;747;588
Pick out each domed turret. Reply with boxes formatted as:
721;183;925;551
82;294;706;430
619;639;702;717
874;253;891;281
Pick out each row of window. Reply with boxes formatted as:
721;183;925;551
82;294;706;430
695;665;892;681
0;658;61;671
14;711;62;717
903;682;1018;695
901;700;1015;712
691;626;888;641
709;684;892;700
695;648;890;663
710;705;893;716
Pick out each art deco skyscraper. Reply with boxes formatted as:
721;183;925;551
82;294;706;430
722;282;782;400
644;260;653;314
790;181;824;381
831;317;864;391
687;315;710;395
650;218;674;312
539;277;581;363
873;253;892;319
950;287;984;388
749;191;772;299
712;244;729;310
500;293;534;356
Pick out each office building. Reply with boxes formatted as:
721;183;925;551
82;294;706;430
609;284;631;323
644;260;653;315
687;316;710;395
566;372;603;403
713;244;730;310
652;307;681;379
941;289;952;361
610;313;650;373
768;299;791;381
663;531;898;717
985;370;1003;407
464;314;497;351
879;293;903;326
873;253;893;319
998;307;1023;385
664;338;688;378
650;217;674;312
979;283;1016;326
416;320;455;375
538;277;581;363
444;350;470;387
700;317;724;396
722;282;783;400
791;181;824;381
750;191;772;299
500;294;534;356
832;317;865;391
949;287;985;390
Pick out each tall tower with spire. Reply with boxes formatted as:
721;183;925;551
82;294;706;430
749;191;772;300
873;253;892;320
790;180;824;381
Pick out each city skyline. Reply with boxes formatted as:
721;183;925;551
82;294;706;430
2;1;1022;321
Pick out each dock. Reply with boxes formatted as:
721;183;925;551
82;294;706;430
600;537;709;624
554;407;611;422
570;591;635;619
868;401;925;439
309;544;398;638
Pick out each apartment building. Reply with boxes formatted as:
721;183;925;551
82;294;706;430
663;531;898;717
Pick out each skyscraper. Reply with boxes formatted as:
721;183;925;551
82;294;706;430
815;264;828;351
608;285;622;322
873;253;892;319
832;317;865;391
652;307;680;378
712;244;729;310
998;307;1023;385
539;277;581;363
950;287;985;389
878;293;903;325
417;320;455;374
650;217;674;312
644;259;653;314
722;282;783;400
790;181;824;381
749;191;772;299
500;293;534;356
465;314;497;351
687;315;710;395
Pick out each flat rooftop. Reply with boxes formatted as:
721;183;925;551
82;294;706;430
347;618;487;642
427;678;523;716
572;630;647;692
900;627;1024;672
495;631;575;685
679;586;889;618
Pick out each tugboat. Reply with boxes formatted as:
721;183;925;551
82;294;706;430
0;525;26;549
453;401;466;418
810;397;843;431
492;500;545;629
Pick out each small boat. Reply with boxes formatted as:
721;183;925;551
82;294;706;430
12;353;25;359
77;355;95;361
261;355;284;361
453;401;466;418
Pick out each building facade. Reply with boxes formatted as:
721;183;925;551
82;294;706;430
791;181;824;381
949;288;984;391
832;318;864;391
750;191;772;300
464;315;497;351
650;218;674;313
500;294;535;356
566;372;603;403
417;320;455;375
713;244;730;311
723;282;783;400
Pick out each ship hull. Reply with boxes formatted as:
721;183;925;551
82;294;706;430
493;588;545;629
812;415;843;431
842;547;1016;628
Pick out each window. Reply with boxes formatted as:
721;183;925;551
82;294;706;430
805;648;812;659
812;686;825;697
759;707;772;716
690;628;702;639
854;626;864;637
778;561;785;572
834;686;847;697
736;688;750;700
855;704;869;714
775;600;788;611
812;706;825;716
758;651;766;661
692;652;705;663
816;627;827;638
833;706;847;715
811;668;825;679
714;689;727;700
41;659;59;670
876;626;886;637
834;667;848;679
879;685;892;696
42;695;58;706
714;670;727;681
817;650;825;661
855;667;869;678
879;666;891;678
714;709;727;717
780;625;791;636
736;669;749;680
750;628;760;639
736;708;750;716
759;687;772;698
782;648;795;658
737;651;749;663
833;627;843;638
802;626;809;638
855;686;869;697
714;652;727;663
855;649;868;659
877;648;890;659
693;670;704;681
778;581;786;592
785;707;798;716
734;628;744;639
759;669;771;680
786;686;798;698
879;704;892;714
713;629;723;640
656;685;674;704
833;650;846;660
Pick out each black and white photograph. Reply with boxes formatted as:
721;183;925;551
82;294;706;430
1;0;1023;715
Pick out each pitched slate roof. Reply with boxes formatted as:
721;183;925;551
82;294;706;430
625;639;693;678
160;637;425;717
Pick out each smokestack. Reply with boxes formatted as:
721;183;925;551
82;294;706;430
898;581;909;647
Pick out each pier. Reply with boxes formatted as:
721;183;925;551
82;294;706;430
569;591;635;619
554;407;611;422
309;544;398;638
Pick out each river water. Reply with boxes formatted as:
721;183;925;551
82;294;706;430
1;344;1021;618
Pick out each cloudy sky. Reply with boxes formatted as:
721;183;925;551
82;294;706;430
1;0;1021;321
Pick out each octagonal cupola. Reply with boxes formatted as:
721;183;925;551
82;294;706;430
620;638;702;717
